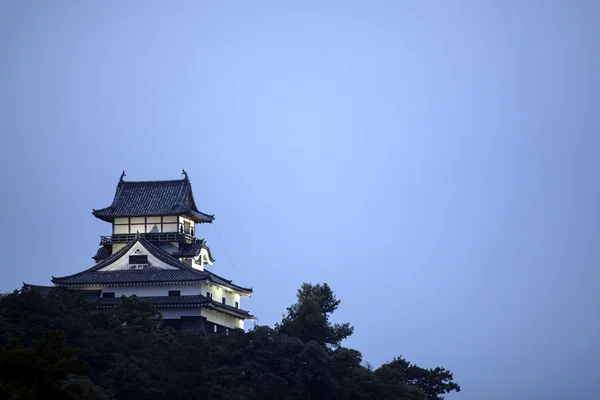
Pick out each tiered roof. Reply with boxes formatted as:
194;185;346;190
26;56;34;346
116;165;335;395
92;171;214;223
22;285;251;319
53;235;252;295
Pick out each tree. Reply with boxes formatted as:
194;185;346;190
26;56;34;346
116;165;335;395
115;295;163;331
276;283;354;347
0;284;460;400
375;357;461;400
0;330;105;400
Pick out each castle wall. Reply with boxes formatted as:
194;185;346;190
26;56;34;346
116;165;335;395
201;308;243;330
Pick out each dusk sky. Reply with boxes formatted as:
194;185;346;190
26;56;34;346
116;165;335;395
1;1;599;399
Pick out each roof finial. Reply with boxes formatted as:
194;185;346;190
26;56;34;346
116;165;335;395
120;170;126;182
182;169;188;180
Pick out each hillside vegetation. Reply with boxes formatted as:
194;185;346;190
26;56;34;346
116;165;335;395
0;283;460;400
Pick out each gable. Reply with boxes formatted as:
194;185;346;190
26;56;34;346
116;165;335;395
98;241;179;271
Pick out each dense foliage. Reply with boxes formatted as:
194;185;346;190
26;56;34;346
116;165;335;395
0;283;460;400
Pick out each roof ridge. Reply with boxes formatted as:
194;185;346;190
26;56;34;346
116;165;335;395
120;179;187;185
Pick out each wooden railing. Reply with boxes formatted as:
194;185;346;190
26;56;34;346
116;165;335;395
100;232;194;245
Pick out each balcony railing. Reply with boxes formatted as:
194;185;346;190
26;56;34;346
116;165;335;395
100;232;194;245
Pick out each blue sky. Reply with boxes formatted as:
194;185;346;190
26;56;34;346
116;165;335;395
1;1;599;399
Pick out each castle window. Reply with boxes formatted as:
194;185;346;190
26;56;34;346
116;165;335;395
207;292;212;299
222;297;226;305
235;301;239;309
168;290;180;297
213;325;217;333
129;254;148;264
103;292;115;298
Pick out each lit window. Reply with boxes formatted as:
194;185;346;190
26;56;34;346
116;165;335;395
213;325;217;333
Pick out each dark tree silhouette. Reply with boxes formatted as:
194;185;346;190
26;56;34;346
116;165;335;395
0;284;460;400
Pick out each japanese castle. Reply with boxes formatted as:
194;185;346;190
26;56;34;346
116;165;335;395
25;171;253;334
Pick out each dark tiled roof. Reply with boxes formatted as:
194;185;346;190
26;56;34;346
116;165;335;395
92;174;214;223
96;295;251;319
52;269;209;285
21;286;251;319
172;238;215;262
53;235;253;294
209;301;253;319
96;294;211;308
21;284;102;302
93;246;111;261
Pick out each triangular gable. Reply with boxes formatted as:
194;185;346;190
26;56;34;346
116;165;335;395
97;241;178;271
85;235;192;273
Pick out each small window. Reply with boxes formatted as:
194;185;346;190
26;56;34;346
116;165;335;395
222;297;226;305
235;301;239;309
129;254;148;264
103;292;115;298
206;292;212;299
168;290;180;297
213;325;217;333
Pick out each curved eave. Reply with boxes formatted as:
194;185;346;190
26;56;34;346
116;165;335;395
172;243;215;263
52;279;207;287
203;245;216;263
206;301;252;319
186;209;215;224
91;208;214;224
93;297;251;319
92;208;115;222
205;271;253;295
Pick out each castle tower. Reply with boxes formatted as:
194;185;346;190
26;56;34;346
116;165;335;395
31;171;253;334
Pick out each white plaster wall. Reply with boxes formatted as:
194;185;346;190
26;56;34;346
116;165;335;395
201;308;242;329
114;225;129;234
202;283;241;308
179;216;195;227
198;248;213;266
102;285;202;297
192;261;204;272
232;292;241;307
